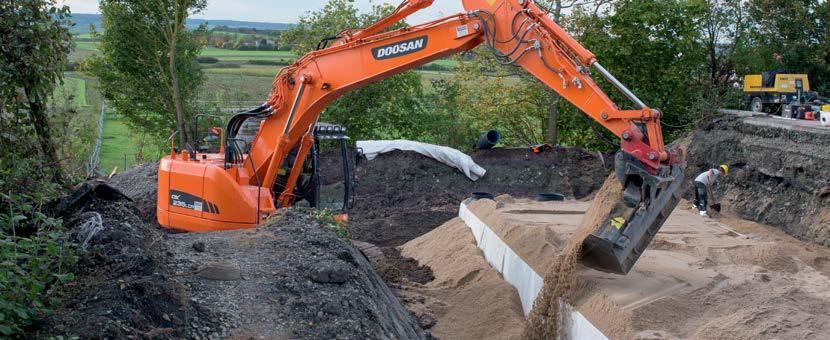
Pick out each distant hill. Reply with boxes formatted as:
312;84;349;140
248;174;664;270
68;13;292;33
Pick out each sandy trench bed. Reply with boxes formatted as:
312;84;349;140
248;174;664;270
394;196;830;340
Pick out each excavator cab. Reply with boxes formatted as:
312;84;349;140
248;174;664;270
289;123;356;212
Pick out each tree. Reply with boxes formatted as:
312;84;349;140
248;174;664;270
573;0;708;139
281;0;425;142
700;0;748;110
86;0;207;148
741;0;829;94
0;0;73;184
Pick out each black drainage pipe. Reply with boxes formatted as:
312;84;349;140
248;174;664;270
476;130;501;150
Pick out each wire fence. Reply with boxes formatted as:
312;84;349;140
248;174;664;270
86;101;105;177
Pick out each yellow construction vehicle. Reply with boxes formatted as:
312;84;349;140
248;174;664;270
744;71;810;113
743;71;812;113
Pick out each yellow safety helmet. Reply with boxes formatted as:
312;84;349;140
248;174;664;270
720;164;729;175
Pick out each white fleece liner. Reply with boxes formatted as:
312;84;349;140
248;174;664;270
459;201;608;340
357;140;487;181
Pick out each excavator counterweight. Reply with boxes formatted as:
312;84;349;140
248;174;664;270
157;0;686;275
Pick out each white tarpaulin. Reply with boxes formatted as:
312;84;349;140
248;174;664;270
357;140;487;181
459;200;608;340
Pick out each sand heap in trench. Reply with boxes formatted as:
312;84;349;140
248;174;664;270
399;218;526;340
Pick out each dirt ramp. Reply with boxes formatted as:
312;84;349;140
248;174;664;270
39;184;219;339
683;114;830;245
165;210;427;339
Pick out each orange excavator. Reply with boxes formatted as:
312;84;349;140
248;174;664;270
157;0;686;274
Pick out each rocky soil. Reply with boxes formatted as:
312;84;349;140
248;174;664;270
682;114;830;246
38;177;427;339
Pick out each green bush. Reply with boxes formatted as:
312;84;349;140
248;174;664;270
0;129;77;336
201;62;242;69
0;176;76;336
417;63;453;72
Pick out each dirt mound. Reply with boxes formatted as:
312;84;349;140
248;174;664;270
350;147;611;248
39;173;428;339
165;210;428;339
108;162;159;223
39;183;219;339
681;114;830;245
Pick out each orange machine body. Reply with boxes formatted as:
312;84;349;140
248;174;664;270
158;0;681;231
157;152;276;232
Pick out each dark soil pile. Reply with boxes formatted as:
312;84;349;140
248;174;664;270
164;210;428;339
682;114;830;245
39;167;427;339
39;182;220;339
108;163;159;223
349;147;612;248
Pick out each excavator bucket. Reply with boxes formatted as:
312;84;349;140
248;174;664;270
580;152;686;275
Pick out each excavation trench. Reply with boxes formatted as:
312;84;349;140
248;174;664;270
35;113;830;339
349;114;830;339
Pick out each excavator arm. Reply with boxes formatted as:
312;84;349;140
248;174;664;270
157;0;686;275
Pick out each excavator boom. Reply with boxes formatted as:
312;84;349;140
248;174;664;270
157;0;686;275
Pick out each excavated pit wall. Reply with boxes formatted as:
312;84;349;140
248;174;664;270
348;147;613;247
683;114;830;246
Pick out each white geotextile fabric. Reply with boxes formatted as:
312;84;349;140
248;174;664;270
356;140;486;181
459;202;544;315
459;201;608;339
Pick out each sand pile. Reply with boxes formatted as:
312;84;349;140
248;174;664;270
399;218;526;340
472;196;830;339
394;174;631;340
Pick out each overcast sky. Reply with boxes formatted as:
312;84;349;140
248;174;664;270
61;0;464;25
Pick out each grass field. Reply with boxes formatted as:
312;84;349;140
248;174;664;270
98;113;163;172
75;41;99;51
204;64;283;77
201;47;294;60
52;77;88;107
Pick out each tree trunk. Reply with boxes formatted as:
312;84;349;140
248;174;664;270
25;86;64;184
548;92;559;145
168;37;188;148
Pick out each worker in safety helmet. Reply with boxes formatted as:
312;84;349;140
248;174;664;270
693;165;729;217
